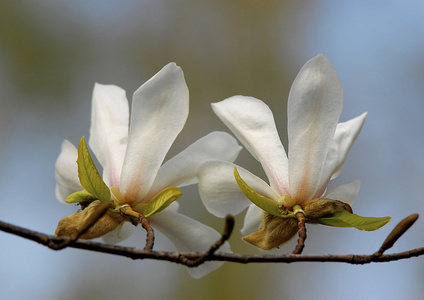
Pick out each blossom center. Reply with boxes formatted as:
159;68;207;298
277;195;296;209
111;186;127;206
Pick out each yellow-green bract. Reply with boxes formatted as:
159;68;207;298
314;210;391;231
234;167;283;217
134;186;182;217
234;167;391;231
77;136;111;203
66;190;97;204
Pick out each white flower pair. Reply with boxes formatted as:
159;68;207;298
55;55;382;278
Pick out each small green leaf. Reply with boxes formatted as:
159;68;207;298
77;136;110;203
234;167;282;217
135;187;182;217
314;210;391;231
66;190;97;203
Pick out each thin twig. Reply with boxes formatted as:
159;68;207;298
185;215;235;267
206;214;234;255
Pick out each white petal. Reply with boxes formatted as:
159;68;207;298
198;161;279;218
166;201;180;212
314;112;367;198
240;204;263;235
120;63;189;203
55;140;81;203
324;180;360;205
212;96;289;195
101;221;135;244
146;132;242;199
287;54;344;203
89;83;129;187
149;209;231;279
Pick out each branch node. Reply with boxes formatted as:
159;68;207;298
186;214;235;267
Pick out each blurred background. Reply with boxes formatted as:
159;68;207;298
1;1;424;299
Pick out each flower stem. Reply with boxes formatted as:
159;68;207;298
292;204;307;254
120;205;155;251
138;213;154;251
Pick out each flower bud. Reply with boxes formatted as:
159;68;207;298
304;198;352;220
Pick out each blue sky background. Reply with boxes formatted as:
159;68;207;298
1;1;424;299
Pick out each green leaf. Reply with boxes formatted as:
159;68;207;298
66;190;97;203
77;136;110;203
234;167;282;217
314;210;391;231
135;187;182;217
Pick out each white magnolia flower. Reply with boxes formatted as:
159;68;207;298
55;63;242;278
198;54;368;250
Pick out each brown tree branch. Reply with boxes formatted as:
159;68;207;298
1;214;422;267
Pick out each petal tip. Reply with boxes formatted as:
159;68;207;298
162;62;183;75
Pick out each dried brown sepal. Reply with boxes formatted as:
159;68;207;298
304;198;353;220
243;211;298;250
55;200;125;240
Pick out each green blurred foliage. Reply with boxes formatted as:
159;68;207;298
0;1;88;98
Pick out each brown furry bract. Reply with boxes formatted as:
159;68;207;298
304;198;352;220
55;200;125;239
243;198;353;250
243;212;299;250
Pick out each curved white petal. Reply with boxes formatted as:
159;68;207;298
314;112;367;198
287;54;344;203
55;140;81;203
120;63;189;203
89;83;129;187
146;131;242;199
101;221;135;244
212;96;289;195
166;201;180;212
329;113;367;180
324;180;360;206
240;204;263;235
198;161;279;218
149;209;231;279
